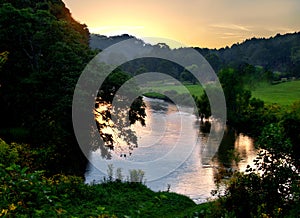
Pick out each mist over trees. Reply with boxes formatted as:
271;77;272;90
92;32;300;80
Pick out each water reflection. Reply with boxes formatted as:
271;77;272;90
212;128;257;184
130;98;193;162
214;127;236;168
235;134;257;172
86;98;257;203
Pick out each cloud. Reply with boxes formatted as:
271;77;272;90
223;32;239;36
89;25;144;34
210;23;251;32
264;27;295;33
209;23;253;41
220;35;243;39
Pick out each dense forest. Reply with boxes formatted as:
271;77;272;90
91;32;300;79
0;0;95;175
0;0;299;217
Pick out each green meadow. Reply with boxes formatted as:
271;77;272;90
251;80;300;105
143;80;300;106
142;83;204;99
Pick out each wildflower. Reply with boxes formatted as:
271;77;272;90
1;209;8;216
9;203;16;211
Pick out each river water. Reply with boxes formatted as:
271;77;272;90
85;97;257;203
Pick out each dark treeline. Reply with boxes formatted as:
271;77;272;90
91;32;300;79
0;0;96;175
199;32;300;77
0;0;146;176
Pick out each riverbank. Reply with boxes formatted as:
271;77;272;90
0;138;214;217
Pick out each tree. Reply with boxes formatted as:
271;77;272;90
218;67;248;124
0;1;92;175
0;1;147;175
282;101;300;167
194;91;211;121
291;46;300;77
94;69;146;158
0;51;8;92
180;64;199;84
215;123;300;217
204;53;222;72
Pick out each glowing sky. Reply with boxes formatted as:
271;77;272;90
63;0;300;48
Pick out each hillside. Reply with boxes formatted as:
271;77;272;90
251;80;300;105
208;32;300;76
90;32;300;78
90;34;135;50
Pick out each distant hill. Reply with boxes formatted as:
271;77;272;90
206;32;300;76
90;32;300;78
90;34;135;50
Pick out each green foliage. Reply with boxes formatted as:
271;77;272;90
0;0;149;175
215;128;236;168
143;91;168;100
213;123;300;217
128;169;145;183
0;139;202;217
282;101;300;165
215;32;300;77
92;32;300;78
194;90;211;121
0;0;94;175
0;139;18;166
218;67;251;124
180;64;199;84
0;51;8;68
291;46;300;76
94;69;146;157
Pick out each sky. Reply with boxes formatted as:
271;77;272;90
63;0;300;49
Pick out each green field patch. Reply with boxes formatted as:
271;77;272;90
251;80;300;105
142;80;300;106
142;82;204;99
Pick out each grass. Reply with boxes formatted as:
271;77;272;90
141;81;204;99
1;138;217;217
1;138;211;217
186;84;204;98
142;80;300;106
70;181;199;217
251;80;300;105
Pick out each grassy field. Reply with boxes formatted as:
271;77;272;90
251;80;300;105
142;83;204;98
142;80;300;106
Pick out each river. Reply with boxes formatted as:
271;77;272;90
85;97;257;203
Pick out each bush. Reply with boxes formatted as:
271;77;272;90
0;139;200;217
213;123;300;217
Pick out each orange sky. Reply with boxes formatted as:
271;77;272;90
63;0;300;48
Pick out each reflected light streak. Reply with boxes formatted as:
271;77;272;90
235;134;257;172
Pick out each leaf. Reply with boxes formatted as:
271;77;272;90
96;206;105;211
159;194;168;200
5;166;15;171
